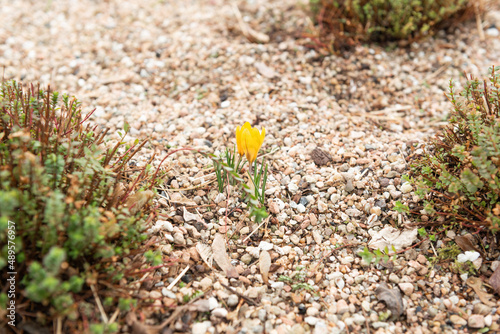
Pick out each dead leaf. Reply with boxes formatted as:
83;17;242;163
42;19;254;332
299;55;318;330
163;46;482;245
255;62;276;79
490;265;500;295
124;190;154;215
231;4;269;44
212;234;239;278
259;250;271;285
467;277;496;306
368;226;417;251
375;283;405;319
112;182;126;199
196;242;213;268
310;148;332;166
454;234;479;253
183;207;203;223
126;312;159;334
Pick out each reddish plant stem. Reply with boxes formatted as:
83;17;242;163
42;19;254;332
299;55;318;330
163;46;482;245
148;147;197;190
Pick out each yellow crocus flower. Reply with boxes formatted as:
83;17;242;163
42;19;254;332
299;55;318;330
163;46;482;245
236;122;266;163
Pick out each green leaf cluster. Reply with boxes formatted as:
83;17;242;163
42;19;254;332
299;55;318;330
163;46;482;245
309;0;473;49
0;81;163;328
410;66;500;231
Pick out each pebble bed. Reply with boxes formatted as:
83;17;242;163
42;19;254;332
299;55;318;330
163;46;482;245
2;0;500;333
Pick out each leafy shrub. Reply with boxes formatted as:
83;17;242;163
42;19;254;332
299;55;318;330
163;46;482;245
308;0;475;50
410;66;500;231
0;81;163;329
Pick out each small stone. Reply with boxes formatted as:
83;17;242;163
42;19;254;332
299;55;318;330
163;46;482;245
468;314;485;328
259;241;274;251
200;277;213;291
473;303;492;315
345;179;354;193
428;307;438;318
390;190;402;199
154;123;164;132
318;200;328;213
312;321;328;334
491;261;500;271
450;314;467;326
150;290;162;299
416;254;427;264
352;314;366;325
271;281;284;289
173;232;186;245
350;131;365;139
288;182;299;193
336;299;349;314
486;27;499;37
246;286;267;298
212;307;228;318
361;300;370;312
227;294;239;307
485;314;493;327
398;283;414;295
289;324;306;334
240;226;250;235
208;297;218;310
269;201;280;214
389;273;400;283
192;321;211;334
241;253;252;264
220;100;230;108
400;183;413;193
379;178;390;187
305;316;319;326
258;309;267;321
346;208;361;217
290;234;300;245
307;307;319;316
161;288;176;299
372;322;388;329
312;230;323;245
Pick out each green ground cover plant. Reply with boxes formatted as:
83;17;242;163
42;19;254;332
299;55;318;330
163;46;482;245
308;0;475;50
0;81;164;332
410;66;500;232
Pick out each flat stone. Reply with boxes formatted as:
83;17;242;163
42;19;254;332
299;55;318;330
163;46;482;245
173;232;186;245
398;283;414;295
450;314;467;326
212;307;228;318
200;277;213;291
468;314;485;328
290;234;300;245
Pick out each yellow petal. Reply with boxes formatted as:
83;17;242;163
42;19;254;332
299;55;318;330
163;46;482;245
241;128;251;161
236;122;252;156
246;127;262;163
259;127;266;146
236;125;244;156
242;122;252;130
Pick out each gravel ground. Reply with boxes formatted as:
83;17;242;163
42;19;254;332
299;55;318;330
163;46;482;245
2;0;500;333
